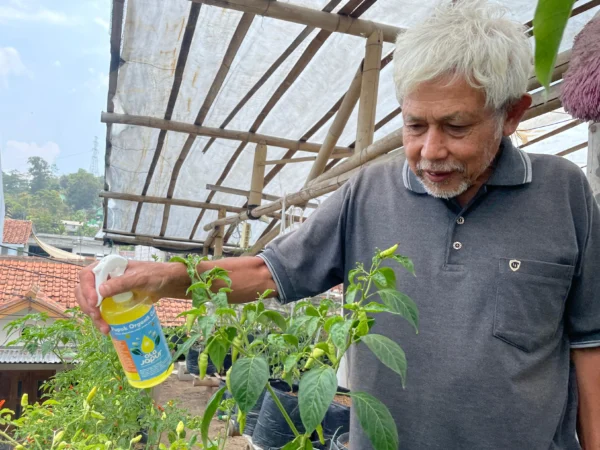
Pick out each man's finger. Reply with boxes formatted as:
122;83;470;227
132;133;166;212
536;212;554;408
99;274;139;299
94;317;110;335
78;266;99;310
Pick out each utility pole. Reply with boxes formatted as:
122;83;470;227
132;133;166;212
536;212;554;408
89;136;99;176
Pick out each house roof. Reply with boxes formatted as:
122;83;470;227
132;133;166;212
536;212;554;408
0;347;64;364
2;219;33;245
0;257;189;326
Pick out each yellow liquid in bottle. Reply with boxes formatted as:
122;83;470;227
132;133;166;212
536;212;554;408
100;293;173;388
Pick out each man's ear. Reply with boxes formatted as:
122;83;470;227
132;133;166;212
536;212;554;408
502;94;533;136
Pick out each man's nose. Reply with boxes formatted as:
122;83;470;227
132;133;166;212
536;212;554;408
421;127;448;161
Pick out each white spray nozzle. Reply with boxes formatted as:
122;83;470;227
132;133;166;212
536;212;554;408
93;255;131;307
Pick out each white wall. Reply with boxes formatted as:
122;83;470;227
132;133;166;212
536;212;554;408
0;244;23;256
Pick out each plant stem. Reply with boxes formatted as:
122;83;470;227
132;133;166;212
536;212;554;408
0;429;21;446
266;383;300;438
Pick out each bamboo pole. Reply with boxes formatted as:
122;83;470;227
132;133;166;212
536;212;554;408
588;123;600;201
249;143;267;208
525;50;570;92
556;142;587;157
264;157;319;165
103;234;205;251
355;30;383;154
100;113;353;156
308;127;404;186
205;184;319;208
190;0;404;43
305;65;363;184
99;191;246;213
520;120;582;149
214;208;227;257
102;229;218;246
242;226;281;256
203;150;404;231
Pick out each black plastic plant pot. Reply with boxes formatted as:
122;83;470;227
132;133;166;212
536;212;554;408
251;380;306;448
322;387;351;440
231;384;267;437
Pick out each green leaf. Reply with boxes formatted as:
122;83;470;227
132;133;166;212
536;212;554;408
201;387;226;448
131;349;142;356
188;281;209;293
262;310;287;331
379;289;419;332
305;306;320;317
392;254;415;276
299;366;338;433
207;339;227;372
154;335;161;345
192;289;209;308
280;435;306;450
173;332;201;361
330;320;353;351
373;267;396;290
230;356;269;413
306;317;320;337
362;302;391;314
533;0;575;89
345;284;360;304
351;391;399;450
198;316;217;341
282;334;299;347
213;291;228;308
177;306;207;318
348;268;360;285
40;340;54;356
324;316;343;333
169;256;187;264
284;354;301;373
361;334;407;387
215;307;236;318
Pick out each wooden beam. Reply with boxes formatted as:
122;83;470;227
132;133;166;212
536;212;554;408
243;226;281;256
101;112;352;156
588;123;600;201
520;120;583;149
206;184;319;208
214;208;227;257
130;4;202;233
249;143;267;207
264;157;317;165
556;142;587;157
159;13;254;237
102;0;125;231
305;65;363;184
526;50;570;92
100;191;246;213
203;150;403;231
521;98;562;122
103;234;204;251
191;0;404;43
102;229;206;245
355;30;383;154
308;127;404;186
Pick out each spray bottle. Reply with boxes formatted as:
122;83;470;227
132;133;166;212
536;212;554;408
94;255;173;388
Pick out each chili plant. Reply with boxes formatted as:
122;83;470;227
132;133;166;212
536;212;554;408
174;244;418;450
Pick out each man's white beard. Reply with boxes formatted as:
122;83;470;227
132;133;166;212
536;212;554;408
415;160;472;199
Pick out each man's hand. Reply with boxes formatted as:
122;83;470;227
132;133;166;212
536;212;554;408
75;261;190;335
572;347;600;450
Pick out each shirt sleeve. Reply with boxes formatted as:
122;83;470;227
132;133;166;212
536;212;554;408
257;181;352;304
566;181;600;349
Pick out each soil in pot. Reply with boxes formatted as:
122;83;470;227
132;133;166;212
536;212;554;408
251;380;306;448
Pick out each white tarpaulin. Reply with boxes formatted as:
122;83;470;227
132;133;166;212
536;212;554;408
104;0;598;247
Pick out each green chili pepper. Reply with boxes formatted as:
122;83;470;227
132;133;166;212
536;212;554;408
379;243;399;258
237;410;247;434
20;394;28;407
86;386;98;404
226;367;232;393
231;336;242;363
185;314;195;333
199;352;209;380
303;348;325;370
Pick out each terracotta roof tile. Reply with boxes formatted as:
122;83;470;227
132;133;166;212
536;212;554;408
2;219;33;245
0;257;187;325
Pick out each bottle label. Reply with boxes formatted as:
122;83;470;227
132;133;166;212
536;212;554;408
109;306;172;381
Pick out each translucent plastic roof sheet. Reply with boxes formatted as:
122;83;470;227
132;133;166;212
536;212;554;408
104;0;597;248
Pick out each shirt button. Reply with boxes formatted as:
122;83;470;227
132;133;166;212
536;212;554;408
453;241;462;250
456;216;465;225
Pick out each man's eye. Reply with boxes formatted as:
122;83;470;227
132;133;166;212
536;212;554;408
447;124;468;132
407;124;425;131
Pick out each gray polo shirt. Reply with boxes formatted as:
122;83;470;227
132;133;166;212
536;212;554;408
259;137;600;450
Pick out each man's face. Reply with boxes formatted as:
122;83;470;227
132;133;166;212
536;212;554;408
402;76;504;200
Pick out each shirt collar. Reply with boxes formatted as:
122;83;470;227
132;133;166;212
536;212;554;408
402;137;533;194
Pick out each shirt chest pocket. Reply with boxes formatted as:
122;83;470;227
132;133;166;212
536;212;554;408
493;258;574;353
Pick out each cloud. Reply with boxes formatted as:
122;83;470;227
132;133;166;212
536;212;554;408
94;16;109;30
0;47;31;88
0;5;71;25
1;141;60;172
53;60;61;67
84;71;109;90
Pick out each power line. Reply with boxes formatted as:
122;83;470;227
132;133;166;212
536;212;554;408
89;136;99;177
0;265;79;283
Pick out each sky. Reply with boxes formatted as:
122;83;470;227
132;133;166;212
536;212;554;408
0;0;110;176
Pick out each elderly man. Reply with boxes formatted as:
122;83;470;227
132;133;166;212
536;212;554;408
76;1;600;448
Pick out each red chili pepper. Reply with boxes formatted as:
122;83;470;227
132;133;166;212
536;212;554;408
0;399;5;409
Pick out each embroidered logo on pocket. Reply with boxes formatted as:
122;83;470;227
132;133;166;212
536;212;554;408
509;260;521;272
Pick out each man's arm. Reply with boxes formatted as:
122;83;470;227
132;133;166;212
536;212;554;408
75;256;276;334
572;347;600;450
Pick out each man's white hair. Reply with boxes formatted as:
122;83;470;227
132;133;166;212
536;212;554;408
393;0;532;111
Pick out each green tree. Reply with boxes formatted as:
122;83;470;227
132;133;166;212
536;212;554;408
27;156;58;193
4;192;31;220
2;170;29;195
28;189;68;234
60;169;103;211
